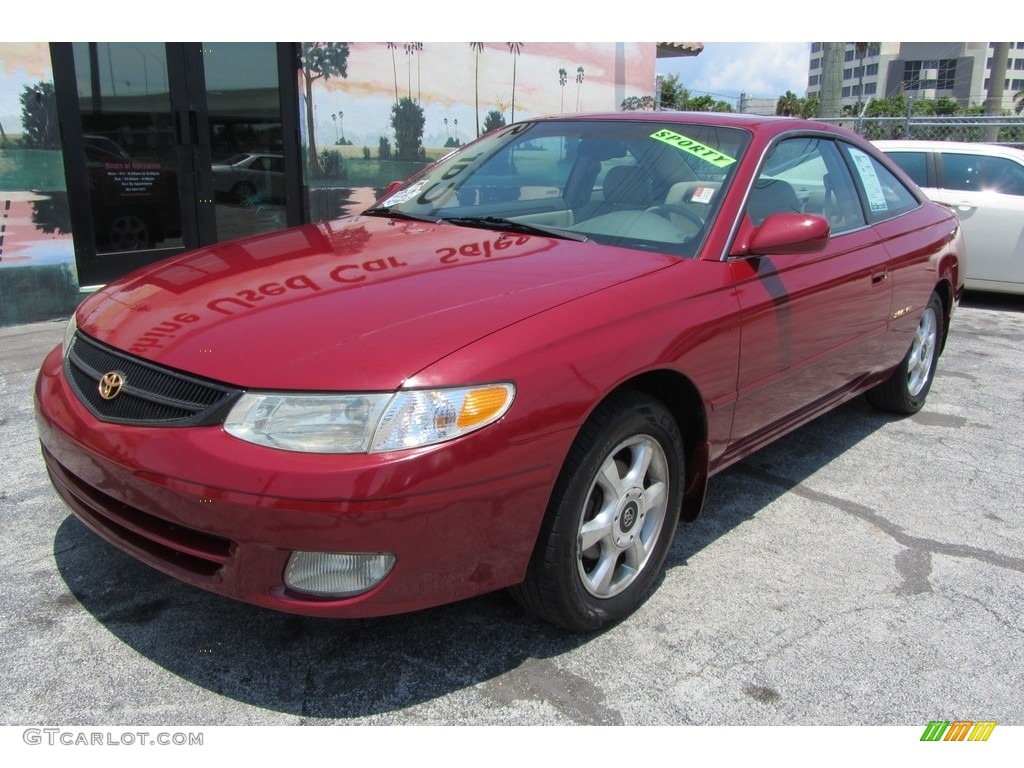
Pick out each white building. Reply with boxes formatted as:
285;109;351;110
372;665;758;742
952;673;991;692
806;42;1024;110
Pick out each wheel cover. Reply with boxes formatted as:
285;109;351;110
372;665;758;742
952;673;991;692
576;434;670;599
109;215;149;250
907;306;938;397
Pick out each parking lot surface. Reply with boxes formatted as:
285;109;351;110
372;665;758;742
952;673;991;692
1;294;1022;726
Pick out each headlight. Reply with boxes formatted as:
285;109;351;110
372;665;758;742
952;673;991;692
370;384;515;452
224;393;392;453
223;383;514;454
62;314;78;359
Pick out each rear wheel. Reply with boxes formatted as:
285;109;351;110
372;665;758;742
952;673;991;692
868;292;944;414
511;390;683;631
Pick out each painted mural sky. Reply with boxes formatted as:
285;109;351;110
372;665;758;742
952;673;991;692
313;43;653;148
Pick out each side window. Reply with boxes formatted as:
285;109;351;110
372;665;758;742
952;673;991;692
941;153;982;192
939;152;1024;196
843;145;920;222
750;137;865;232
883;151;929;187
973;155;1024;196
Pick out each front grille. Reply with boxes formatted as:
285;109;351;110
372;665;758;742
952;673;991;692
42;446;233;579
65;332;242;426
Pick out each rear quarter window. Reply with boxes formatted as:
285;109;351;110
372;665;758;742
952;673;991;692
845;145;920;222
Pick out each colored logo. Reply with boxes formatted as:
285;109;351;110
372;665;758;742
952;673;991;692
921;720;996;741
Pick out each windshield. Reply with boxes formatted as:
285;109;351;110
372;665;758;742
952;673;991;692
370;119;750;257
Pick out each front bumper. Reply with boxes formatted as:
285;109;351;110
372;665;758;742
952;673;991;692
35;344;562;618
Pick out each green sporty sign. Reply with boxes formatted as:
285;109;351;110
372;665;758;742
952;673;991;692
651;129;737;167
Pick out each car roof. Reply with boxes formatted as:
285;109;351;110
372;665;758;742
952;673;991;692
532;111;862;140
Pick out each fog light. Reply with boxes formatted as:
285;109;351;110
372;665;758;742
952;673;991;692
285;551;395;597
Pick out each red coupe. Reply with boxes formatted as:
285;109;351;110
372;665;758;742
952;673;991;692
35;113;965;631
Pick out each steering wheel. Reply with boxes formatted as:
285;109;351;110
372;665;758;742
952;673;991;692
646;204;704;229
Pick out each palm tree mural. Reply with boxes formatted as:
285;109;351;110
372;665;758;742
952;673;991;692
403;43;415;100
412;42;424;103
507;42;523;122
575;66;585;111
299;43;349;171
386;42;399;104
559;67;568;112
471;42;485;137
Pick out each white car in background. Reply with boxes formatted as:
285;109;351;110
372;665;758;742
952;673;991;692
211;153;286;204
874;140;1024;295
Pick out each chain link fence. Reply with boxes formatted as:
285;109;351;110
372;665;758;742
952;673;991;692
813;115;1024;147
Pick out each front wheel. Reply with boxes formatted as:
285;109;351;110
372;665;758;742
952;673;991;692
510;390;683;631
867;292;944;414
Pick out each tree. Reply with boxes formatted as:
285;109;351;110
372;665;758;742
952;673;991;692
20;81;58;148
659;73;689;110
507;43;523;122
686;94;733;112
776;90;801;116
575;66;585;111
300;43;350;171
386;43;400;104
1016;89;1024;115
391;97;425;161
482;109;506;134
798;97;819;119
404;42;423;102
559;68;568;112
471;43;485;137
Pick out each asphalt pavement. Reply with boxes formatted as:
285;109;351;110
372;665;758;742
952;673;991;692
1;293;1022;726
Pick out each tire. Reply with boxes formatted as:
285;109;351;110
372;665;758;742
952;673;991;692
867;292;944;414
511;390;683;631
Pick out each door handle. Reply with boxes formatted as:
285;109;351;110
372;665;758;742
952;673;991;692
871;271;888;285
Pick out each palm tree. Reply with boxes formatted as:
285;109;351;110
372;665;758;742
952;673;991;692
575;66;585;111
507;43;523;122
386;43;399;104
403;43;416;100
775;90;801;116
412;42;423;103
471;42;485;137
558;67;568;112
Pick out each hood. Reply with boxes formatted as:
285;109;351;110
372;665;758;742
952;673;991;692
77;216;677;390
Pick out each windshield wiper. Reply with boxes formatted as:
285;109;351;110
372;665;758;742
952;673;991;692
362;207;439;223
439;215;588;242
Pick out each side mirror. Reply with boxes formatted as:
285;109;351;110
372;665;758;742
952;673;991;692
735;213;831;256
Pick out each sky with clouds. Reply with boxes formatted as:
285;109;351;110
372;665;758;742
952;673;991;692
657;43;813;103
